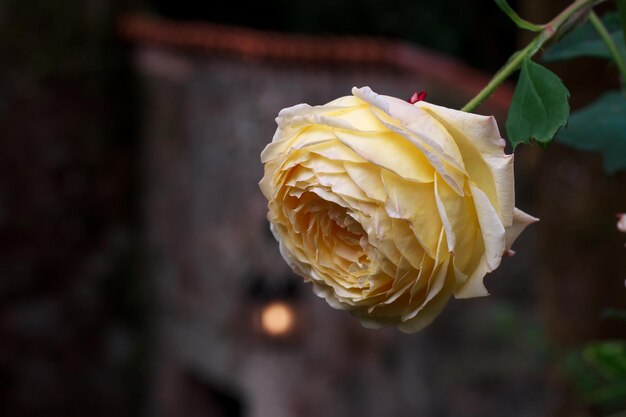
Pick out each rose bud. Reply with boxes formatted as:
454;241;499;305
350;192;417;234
259;87;537;333
617;213;626;233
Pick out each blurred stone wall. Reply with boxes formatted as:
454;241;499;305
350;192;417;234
0;1;146;416
135;39;565;417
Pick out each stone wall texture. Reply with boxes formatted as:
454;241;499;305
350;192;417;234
136;44;561;417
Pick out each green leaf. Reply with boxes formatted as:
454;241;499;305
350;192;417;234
494;0;543;32
506;58;570;148
557;91;626;173
584;342;626;380
543;13;626;62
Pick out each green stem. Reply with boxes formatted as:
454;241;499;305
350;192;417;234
494;0;543;32
461;42;535;112
589;11;626;83
461;0;597;112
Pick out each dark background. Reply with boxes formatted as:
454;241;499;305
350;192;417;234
150;0;516;72
1;1;625;416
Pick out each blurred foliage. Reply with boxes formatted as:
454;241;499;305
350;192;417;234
540;12;626;173
568;341;626;414
557;91;626;173
489;301;551;363
604;310;626;322
567;310;626;415
543;13;626;62
149;0;517;72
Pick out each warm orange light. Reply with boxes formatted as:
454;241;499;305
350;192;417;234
260;301;295;336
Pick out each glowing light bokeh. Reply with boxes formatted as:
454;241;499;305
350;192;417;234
260;301;295;336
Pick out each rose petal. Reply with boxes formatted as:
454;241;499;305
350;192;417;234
505;208;539;250
380;170;442;257
417;102;515;226
333;129;435;183
453;184;506;298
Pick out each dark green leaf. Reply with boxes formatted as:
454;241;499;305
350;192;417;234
543;13;626;62
557;91;626;173
506;58;570;148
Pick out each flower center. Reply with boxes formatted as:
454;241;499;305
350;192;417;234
290;191;372;285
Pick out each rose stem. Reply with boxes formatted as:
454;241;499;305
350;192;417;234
588;11;626;86
461;0;600;113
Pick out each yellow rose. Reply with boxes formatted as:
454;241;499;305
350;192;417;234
259;86;537;333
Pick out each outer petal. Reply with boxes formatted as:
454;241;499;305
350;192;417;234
434;174;456;254
454;184;506;298
469;184;506;271
352;86;467;195
435;177;483;278
415;101;506;155
398;259;455;333
505;208;539;250
416;101;515;227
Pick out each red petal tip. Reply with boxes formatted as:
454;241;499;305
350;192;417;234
408;91;427;104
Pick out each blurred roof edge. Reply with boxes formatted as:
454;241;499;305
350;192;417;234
118;14;513;113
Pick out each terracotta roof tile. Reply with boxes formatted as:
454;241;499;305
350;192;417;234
119;15;513;111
